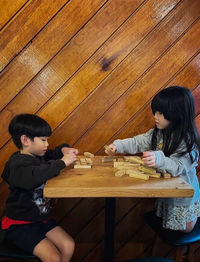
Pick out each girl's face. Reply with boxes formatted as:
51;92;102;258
154;111;170;129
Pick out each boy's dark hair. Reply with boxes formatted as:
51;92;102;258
9;114;52;149
151;86;200;161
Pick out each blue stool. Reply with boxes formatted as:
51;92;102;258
119;258;174;262
144;211;200;262
0;229;39;260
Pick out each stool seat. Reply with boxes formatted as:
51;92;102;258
0;229;37;259
119;257;174;262
144;211;200;246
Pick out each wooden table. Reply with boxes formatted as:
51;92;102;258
44;156;194;262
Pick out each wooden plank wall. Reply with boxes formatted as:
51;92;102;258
0;0;200;261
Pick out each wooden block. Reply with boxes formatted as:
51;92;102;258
85;158;92;164
80;158;87;164
104;156;118;159
127;170;149;180
102;158;115;163
129;156;144;165
138;166;157;175
114;162;140;168
115;170;126;177
83;152;94;158
104;145;115;156
148;173;161;178
102;156;117;163
74;164;91;169
113;162;125;167
163;173;172;178
116;166;139;171
75;160;80;165
118;158;124;162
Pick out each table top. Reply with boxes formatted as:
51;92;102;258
44;156;194;198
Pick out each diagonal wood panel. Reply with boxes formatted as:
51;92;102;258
0;0;29;30
0;0;68;70
39;0;180;130
75;18;200;153
0;0;106;109
0;0;143;148
49;0;200;149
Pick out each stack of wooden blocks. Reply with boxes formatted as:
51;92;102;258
102;155;171;180
74;152;94;169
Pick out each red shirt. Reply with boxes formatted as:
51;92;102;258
1;216;33;229
1;216;49;229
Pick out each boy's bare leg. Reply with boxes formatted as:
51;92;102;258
33;238;61;262
46;226;75;262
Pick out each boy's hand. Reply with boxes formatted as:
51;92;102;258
142;151;156;167
61;152;77;166
105;144;116;155
61;147;79;155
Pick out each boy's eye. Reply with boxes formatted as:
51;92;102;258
40;137;47;142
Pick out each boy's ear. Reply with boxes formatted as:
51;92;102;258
20;135;31;146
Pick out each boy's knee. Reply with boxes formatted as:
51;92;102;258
48;252;61;262
62;238;75;256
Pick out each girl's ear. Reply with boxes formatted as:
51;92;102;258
20;135;31;146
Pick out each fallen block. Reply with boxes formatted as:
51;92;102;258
80;158;87;164
102;156;117;163
126;170;149;180
85;158;93;164
138;166;160;178
163;173;172;178
74;164;91;169
84;152;94;158
115;170;126;177
129;156;144;165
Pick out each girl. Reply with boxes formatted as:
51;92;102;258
107;86;200;232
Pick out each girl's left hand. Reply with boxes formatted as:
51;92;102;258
142;151;156;167
62;147;79;155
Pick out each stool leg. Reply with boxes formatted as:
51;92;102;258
151;234;160;256
186;245;195;262
175;247;183;262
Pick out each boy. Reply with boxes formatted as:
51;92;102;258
1;114;78;262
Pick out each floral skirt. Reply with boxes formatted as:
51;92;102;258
155;199;200;230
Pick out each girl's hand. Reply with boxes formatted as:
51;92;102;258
142;151;156;167
105;144;117;155
61;152;77;166
61;147;79;155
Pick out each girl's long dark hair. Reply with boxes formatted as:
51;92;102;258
151;86;200;162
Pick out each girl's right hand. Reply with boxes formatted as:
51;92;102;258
105;144;117;155
61;152;77;166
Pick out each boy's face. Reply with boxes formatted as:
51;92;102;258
21;136;49;156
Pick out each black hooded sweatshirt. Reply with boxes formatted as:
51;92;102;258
1;144;68;222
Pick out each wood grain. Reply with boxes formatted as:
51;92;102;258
0;0;105;109
74;19;200;153
0;0;28;29
0;0;143;148
49;0;200;148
